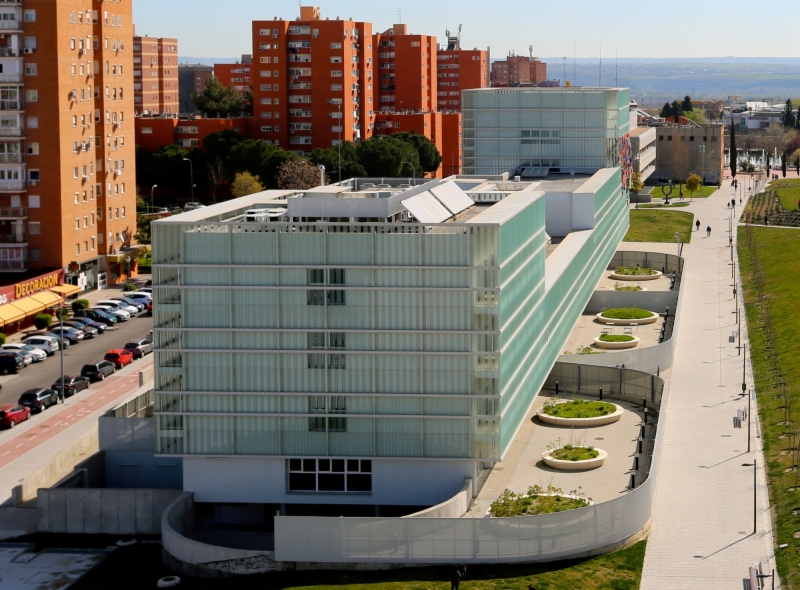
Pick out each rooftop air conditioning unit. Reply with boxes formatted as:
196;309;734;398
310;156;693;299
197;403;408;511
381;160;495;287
27;180;37;186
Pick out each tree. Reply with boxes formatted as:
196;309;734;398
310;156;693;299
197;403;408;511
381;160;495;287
681;96;693;112
670;137;691;195
630;172;644;193
730;123;737;178
356;136;420;177
782;151;787;178
34;314;53;330
203;129;246;176
670;100;684;120
309;141;367;183
135;144;191;199
276;160;324;190
135;213;152;245
685;173;702;200
231;172;265;198
191;76;245;118
766;152;771;177
783;99;796;129
659;102;671;118
229;139;298;188
391;132;442;175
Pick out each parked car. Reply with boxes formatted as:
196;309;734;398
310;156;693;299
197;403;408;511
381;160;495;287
63;320;100;338
0;353;25;374
135;287;153;295
18;388;59;413
91;305;130;322
97;299;139;316
1;343;46;363
0;404;30;428
124;339;154;359
111;296;145;312
184;202;206;211
0;348;33;366
69;318;107;333
51;375;91;397
75;309;118;325
38;332;70;349
104;349;134;369
125;292;152;306
81;360;116;382
21;335;60;356
48;326;85;344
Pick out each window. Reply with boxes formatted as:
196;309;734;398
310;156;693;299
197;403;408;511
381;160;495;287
23;9;35;22
75;218;80;230
28;222;40;235
331;70;343;77
28;170;39;181
27;116;38;128
28;195;40;208
25;64;37;76
287;458;371;492
27;143;39;155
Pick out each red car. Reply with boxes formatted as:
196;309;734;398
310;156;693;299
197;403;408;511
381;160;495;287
0;404;31;429
104;348;134;369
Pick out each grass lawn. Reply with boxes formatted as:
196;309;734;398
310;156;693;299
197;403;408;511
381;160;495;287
72;541;647;590
651;185;718;199
624;210;694;243
768;179;800;211
738;227;800;588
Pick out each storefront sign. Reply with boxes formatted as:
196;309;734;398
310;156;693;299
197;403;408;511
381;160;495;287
16;272;61;298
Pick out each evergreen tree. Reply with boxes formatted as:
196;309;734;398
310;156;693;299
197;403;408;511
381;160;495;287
730;124;737;178
681;95;693;112
783;99;796;129
659;102;671;118
670;100;684;120
782;151;787;178
191;76;245;118
796;105;800;131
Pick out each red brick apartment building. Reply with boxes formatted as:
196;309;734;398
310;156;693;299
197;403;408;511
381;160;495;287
373;111;462;177
490;54;547;86
374;24;436;113
436;30;489;112
133;36;178;115
136;116;256;152
214;55;253;94
0;0;137;290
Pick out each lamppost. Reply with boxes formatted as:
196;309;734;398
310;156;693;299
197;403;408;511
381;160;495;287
674;231;681;257
401;160;416;181
182;158;194;201
150;184;157;212
46;290;66;403
698;144;706;188
741;461;757;534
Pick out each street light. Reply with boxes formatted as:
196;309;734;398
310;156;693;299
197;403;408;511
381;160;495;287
401;161;416;181
742;461;757;534
182;158;194;201
45;290;66;403
150;184;157;212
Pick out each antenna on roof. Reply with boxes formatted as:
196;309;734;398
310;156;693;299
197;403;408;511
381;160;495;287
457;23;462;44
397;7;402;23
563;55;566;86
598;45;602;87
529;44;533;59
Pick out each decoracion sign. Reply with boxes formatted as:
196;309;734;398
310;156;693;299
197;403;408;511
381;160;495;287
15;272;60;298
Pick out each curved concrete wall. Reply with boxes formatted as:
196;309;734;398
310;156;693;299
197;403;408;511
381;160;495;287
404;478;473;519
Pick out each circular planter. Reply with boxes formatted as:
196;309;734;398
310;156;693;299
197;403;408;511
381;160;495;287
485;493;593;517
542;448;607;471
609;270;662;281
537;403;624;427
595;311;659;325
612;287;648;292
593;336;640;350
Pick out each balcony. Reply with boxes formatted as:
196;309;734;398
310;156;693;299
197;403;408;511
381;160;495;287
0;100;23;111
0;206;25;218
0;73;21;83
0;258;26;271
0;153;23;163
0;127;23;136
0;232;26;243
0;48;21;58
0;179;24;191
0;20;21;31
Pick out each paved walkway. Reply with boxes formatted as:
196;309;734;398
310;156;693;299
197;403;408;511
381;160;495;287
640;180;778;588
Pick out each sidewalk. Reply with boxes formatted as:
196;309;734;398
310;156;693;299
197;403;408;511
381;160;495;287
640;181;777;588
0;358;152;540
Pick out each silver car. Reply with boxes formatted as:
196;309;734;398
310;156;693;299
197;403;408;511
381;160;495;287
22;335;60;356
2;343;47;362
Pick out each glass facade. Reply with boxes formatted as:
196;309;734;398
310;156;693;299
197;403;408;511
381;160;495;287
462;88;631;176
152;173;628;466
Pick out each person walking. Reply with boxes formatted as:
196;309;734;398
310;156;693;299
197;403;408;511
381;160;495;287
706;225;711;237
450;566;462;590
695;219;700;232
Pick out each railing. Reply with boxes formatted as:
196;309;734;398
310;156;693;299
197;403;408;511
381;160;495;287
0;179;25;190
0;20;21;30
0;127;23;136
0;232;26;243
0;258;26;270
0;73;22;83
0;206;25;217
0;153;23;163
0;100;23;111
0;47;21;57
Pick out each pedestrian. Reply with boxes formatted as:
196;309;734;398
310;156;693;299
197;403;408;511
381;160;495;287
706;225;711;237
528;584;538;590
731;199;735;208
695;219;700;232
764;214;768;226
450;566;462;590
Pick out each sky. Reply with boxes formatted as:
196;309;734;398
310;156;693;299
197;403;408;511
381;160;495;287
133;0;798;61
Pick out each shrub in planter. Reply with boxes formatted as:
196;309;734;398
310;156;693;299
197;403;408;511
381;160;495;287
599;307;654;320
598;334;635;342
0;333;6;345
72;299;90;312
123;283;138;292
55;307;69;321
33;314;53;330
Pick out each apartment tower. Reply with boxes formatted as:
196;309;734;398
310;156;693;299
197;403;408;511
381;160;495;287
133;36;178;115
490;54;546;87
436;30;489;112
373;24;436;113
11;0;137;286
252;6;374;152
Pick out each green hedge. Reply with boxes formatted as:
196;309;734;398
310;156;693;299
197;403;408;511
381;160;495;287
123;283;138;292
72;299;89;312
33;314;53;330
0;333;6;345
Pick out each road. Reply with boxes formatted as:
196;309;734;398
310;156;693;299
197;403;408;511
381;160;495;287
0;313;153;407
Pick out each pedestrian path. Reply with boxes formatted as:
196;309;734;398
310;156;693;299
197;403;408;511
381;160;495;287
640;180;777;588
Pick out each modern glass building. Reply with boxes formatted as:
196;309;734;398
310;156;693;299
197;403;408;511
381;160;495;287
151;171;628;510
462;87;632;176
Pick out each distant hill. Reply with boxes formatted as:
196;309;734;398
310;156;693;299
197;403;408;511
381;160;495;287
179;56;238;66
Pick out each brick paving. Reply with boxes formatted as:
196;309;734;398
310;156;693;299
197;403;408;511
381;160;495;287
639;181;779;588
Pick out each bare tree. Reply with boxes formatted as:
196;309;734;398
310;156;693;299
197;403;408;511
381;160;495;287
206;157;226;203
276;160;324;190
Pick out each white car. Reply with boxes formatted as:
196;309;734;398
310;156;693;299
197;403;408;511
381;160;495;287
135;287;153;295
125;292;153;305
91;305;130;322
21;335;60;356
2;343;47;363
97;299;139;315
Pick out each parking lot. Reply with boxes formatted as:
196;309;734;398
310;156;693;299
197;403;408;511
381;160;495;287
0;311;153;409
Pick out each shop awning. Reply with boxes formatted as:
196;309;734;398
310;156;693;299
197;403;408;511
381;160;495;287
106;253;126;263
29;291;62;309
49;284;81;297
0;304;24;326
10;296;46;316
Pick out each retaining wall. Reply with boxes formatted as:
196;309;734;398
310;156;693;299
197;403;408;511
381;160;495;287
404;479;473;519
